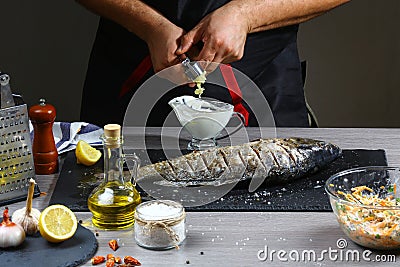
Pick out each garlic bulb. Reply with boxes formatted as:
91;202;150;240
12;178;41;235
0;208;26;248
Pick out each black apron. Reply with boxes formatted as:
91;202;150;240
80;0;308;127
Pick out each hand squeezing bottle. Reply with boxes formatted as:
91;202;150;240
87;124;141;229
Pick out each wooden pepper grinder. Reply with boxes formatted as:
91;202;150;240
29;98;58;174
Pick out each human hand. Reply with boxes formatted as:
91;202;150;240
145;21;188;84
176;3;250;73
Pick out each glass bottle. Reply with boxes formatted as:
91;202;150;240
88;124;141;230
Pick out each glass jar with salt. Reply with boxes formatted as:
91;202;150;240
134;200;186;250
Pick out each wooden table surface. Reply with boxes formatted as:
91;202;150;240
4;128;400;266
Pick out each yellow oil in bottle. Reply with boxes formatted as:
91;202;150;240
88;181;141;230
87;124;142;230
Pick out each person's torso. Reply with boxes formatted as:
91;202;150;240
86;0;307;127
98;0;299;77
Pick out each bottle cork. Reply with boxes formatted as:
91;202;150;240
103;124;121;148
29;99;58;174
104;124;121;138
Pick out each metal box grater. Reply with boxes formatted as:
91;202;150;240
0;73;39;205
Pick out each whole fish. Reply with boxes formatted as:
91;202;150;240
137;138;341;191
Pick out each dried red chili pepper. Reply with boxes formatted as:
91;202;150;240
108;239;119;251
105;258;115;267
115;256;122;264
91;256;105;265
124;256;141;266
106;254;115;261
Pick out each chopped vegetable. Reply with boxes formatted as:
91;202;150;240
193;71;206;98
335;185;400;249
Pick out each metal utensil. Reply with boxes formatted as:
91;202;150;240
0;72;38;205
181;58;206;82
0;73;15;108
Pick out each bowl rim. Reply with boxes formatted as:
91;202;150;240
185;97;234;113
325;166;400;210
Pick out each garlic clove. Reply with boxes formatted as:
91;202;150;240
12;207;41;235
0;208;26;248
12;178;41;235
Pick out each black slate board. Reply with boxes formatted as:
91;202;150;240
188;149;387;212
0;224;98;267
50;149;387;212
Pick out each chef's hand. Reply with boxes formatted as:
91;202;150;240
145;21;188;84
175;3;250;73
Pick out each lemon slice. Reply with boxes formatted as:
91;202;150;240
39;204;78;243
75;140;102;166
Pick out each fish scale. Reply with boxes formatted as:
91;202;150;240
239;143;265;179
138;138;342;188
184;151;210;178
201;149;229;182
219;146;245;177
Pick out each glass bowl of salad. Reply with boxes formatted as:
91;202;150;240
325;166;400;250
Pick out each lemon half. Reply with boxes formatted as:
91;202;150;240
39;204;78;243
75;140;102;166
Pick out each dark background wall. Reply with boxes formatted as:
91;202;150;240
1;1;399;127
298;0;400;127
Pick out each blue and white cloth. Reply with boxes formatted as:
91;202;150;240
30;122;104;154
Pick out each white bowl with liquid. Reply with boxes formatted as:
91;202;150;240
169;96;243;150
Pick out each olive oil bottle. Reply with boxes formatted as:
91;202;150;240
88;124;141;230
